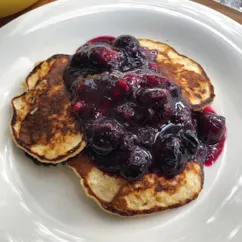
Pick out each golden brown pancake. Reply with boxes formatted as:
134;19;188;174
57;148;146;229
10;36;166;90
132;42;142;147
10;55;86;164
67;39;211;216
65;39;209;216
10;39;210;215
68;153;203;216
139;39;215;110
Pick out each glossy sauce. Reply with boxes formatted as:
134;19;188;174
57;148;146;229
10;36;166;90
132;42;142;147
201;106;226;166
64;35;226;181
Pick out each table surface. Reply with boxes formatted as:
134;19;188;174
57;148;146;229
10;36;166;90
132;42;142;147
0;0;241;28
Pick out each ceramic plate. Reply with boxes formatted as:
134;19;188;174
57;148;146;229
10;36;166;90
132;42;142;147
1;0;242;241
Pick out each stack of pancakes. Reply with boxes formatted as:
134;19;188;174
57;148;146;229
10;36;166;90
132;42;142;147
10;40;214;216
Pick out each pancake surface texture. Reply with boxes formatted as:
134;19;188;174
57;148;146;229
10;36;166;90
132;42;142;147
68;153;203;216
139;39;215;110
11;55;86;164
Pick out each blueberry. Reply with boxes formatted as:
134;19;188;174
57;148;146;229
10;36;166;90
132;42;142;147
160;123;183;136
120;146;151;180
113;35;140;52
196;112;225;145
158;101;174;125
86;119;124;155
181;130;199;156
70;44;119;71
167;83;181;98
194;144;207;163
120;133;138;150
137;88;174;124
154;135;185;177
116;102;136;120
71;45;90;68
115;102;146;124
75;102;96;120
94;73;118;95
89;148;128;172
137;127;156;147
172;102;192;124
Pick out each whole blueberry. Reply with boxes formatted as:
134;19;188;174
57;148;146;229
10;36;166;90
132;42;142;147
181;130;199;156
137;88;174;124
86;119;124;155
137;127;156;147
154;135;186;177
113;35;140;52
196;112;225;145
120;146;151;180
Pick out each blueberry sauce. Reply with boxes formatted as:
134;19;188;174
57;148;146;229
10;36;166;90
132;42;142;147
64;35;226;180
200;107;226;166
204;133;226;167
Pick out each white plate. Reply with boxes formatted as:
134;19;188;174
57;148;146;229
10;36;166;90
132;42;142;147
1;0;242;241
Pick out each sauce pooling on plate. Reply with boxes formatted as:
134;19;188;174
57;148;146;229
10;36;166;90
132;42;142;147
198;106;226;167
64;35;226;181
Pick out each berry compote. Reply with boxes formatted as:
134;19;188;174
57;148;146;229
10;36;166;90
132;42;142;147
64;35;226;181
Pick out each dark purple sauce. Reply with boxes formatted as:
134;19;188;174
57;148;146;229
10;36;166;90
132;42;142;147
64;35;226;181
200;107;226;166
205;133;226;167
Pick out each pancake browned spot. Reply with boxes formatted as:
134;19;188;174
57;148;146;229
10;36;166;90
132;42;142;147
68;153;204;216
139;39;215;110
10;55;86;164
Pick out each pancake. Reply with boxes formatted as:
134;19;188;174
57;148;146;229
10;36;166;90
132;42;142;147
10;55;86;164
139;39;215;110
10;38;209;215
67;39;209;215
68;153;203;216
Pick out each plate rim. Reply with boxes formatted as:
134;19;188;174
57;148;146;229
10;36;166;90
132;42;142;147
0;0;242;39
1;0;242;242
